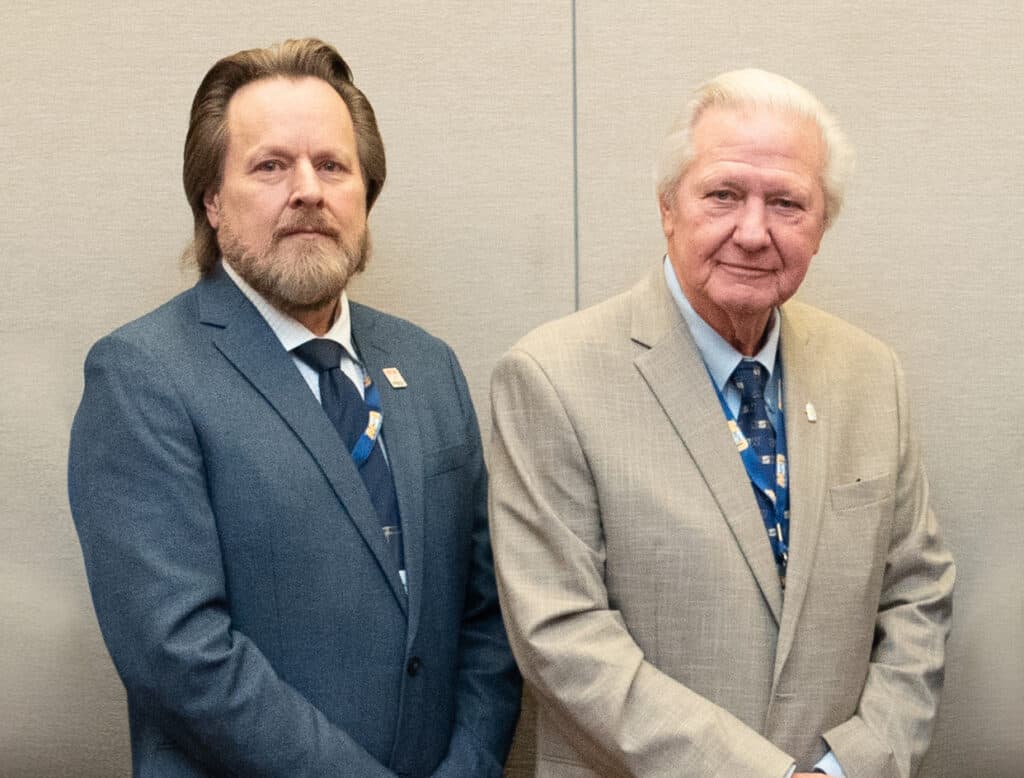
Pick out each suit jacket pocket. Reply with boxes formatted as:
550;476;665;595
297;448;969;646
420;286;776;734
422;444;470;477
829;472;893;513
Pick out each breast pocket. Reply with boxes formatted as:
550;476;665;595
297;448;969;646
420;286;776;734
829;472;893;513
422;444;470;477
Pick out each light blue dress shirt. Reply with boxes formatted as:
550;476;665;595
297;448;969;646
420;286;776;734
663;258;845;778
662;257;781;415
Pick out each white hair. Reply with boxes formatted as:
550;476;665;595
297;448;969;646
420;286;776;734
655;68;855;228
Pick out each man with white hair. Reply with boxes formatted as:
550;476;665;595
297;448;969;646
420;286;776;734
489;69;954;777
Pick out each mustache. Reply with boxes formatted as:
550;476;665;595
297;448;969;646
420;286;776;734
273;214;340;240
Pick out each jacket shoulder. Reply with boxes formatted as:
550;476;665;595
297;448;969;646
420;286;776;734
783;299;895;361
350;300;454;358
87;285;201;360
506;286;635;363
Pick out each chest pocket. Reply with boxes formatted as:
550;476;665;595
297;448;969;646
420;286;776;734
422;444;470;477
829;472;893;513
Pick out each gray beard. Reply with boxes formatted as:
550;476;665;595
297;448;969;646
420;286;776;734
219;222;371;317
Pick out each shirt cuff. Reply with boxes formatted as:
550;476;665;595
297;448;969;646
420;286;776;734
812;750;845;776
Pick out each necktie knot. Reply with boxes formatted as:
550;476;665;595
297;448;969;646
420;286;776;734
731;360;767;403
293;338;346;374
730;360;773;451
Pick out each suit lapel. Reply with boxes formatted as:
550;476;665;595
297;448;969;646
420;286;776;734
772;304;830;679
351;304;424;642
196;270;408;614
630;268;784;624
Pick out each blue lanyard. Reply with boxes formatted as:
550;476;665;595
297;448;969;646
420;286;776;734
708;365;790;568
350;373;383;466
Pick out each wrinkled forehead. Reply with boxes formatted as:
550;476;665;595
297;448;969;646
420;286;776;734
693;104;826;157
690;105;827;183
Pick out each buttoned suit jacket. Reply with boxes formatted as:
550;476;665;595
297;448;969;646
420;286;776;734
69;265;520;777
488;266;953;777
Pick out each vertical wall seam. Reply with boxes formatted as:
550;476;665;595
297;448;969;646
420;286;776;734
572;0;580;311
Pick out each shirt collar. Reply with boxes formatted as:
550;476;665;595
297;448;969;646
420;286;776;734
662;256;780;391
221;260;359;363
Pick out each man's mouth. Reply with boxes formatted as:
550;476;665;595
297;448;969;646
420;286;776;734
720;262;771;275
278;227;337;239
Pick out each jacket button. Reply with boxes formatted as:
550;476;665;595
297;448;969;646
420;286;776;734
406;656;422;676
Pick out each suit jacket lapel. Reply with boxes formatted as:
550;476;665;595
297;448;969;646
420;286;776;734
630;267;784;624
351;304;424;641
772;303;830;678
196;269;408;614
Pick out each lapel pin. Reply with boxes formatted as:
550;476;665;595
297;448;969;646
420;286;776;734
382;367;408;389
805;402;817;423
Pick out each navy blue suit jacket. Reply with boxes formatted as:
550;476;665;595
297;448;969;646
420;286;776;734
68;266;520;776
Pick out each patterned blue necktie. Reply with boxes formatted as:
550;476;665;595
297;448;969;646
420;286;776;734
731;360;787;582
293;339;404;575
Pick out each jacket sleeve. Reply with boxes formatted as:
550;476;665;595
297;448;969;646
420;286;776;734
487;346;796;778
431;345;522;778
823;350;955;778
68;334;395;777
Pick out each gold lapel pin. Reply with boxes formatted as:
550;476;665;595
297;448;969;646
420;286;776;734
382;367;408;389
805;402;817;422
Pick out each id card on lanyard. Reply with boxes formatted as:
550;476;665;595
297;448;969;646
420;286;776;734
351;373;383;465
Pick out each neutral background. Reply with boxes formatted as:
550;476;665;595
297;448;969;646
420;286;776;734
1;2;1020;775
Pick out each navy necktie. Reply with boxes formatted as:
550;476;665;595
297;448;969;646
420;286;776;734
293;339;404;575
731;360;787;582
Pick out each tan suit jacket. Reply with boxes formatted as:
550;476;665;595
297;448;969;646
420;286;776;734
489;266;954;777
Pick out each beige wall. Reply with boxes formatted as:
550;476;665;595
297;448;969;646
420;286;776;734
1;2;1019;775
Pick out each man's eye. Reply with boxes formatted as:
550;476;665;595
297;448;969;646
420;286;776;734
709;190;735;201
774;198;801;209
257;161;281;172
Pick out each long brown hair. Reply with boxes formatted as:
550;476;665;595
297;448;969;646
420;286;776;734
182;38;386;274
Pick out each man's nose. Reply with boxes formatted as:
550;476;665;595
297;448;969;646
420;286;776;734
732;200;771;251
289;161;324;208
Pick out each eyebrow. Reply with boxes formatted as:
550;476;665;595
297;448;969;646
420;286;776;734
764;183;812;199
713;178;744;190
245;145;295;159
244;144;354;161
699;174;811;199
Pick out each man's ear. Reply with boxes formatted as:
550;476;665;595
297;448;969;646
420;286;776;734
204;190;221;230
658;193;676;239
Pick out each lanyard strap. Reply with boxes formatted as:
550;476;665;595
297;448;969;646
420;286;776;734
708;365;790;564
351;373;383;466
